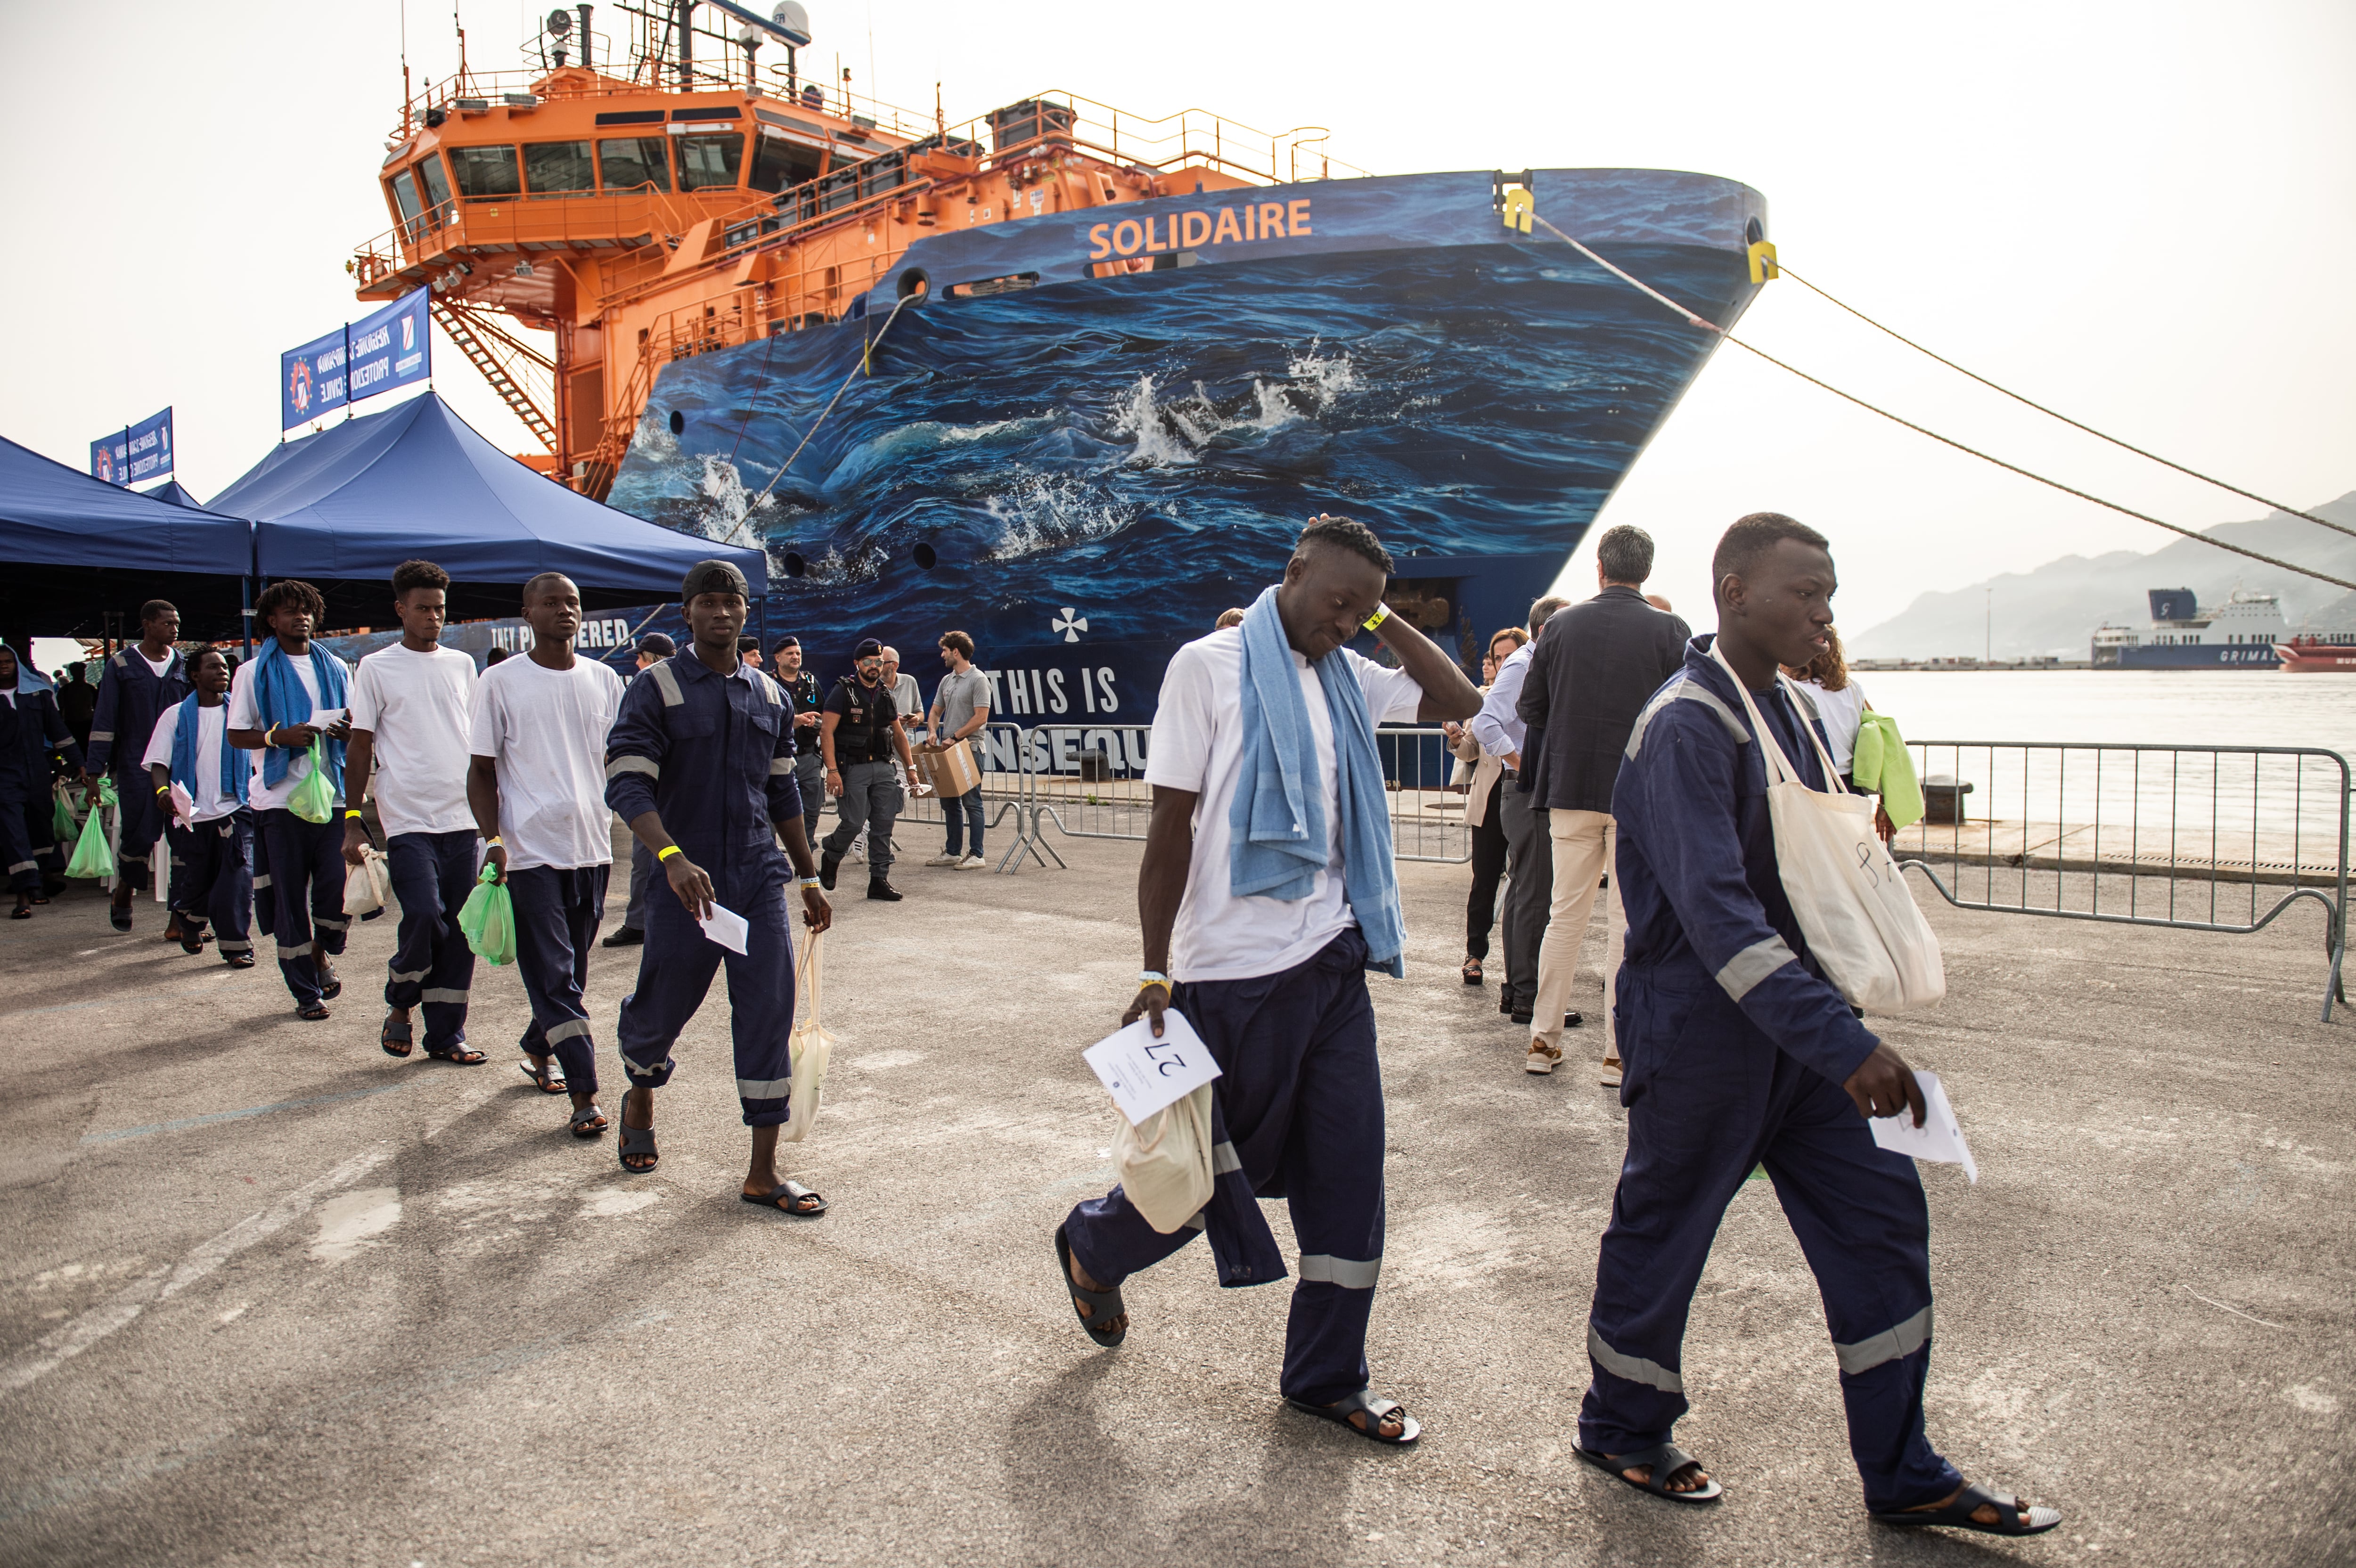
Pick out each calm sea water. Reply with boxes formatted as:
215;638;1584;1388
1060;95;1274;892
1853;670;2354;852
1855;670;2356;762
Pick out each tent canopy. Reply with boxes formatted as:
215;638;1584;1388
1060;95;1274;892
140;478;205;508
208;392;767;623
0;432;254;641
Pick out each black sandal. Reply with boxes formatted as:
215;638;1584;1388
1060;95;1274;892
1573;1442;1722;1504
518;1058;567;1094
317;965;342;1001
1871;1481;2061;1536
297;1000;332;1021
569;1102;608;1138
425;1045;488;1065
1055;1224;1127;1348
741;1180;828;1216
1462;957;1483;985
179;927;208;956
381;1014;414;1058
1285;1388;1421;1446
617;1120;658;1173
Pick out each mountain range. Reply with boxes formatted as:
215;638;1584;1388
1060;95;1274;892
1848;492;2356;660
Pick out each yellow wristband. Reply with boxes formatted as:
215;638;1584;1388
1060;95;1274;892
1361;605;1390;633
658;845;684;863
344;809;364;820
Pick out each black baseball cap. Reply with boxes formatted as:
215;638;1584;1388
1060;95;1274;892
682;559;750;601
853;637;883;659
636;633;676;657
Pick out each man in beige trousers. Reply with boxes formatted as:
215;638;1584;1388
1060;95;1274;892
1516;526;1691;1083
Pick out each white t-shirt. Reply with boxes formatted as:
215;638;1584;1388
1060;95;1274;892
227;650;353;811
468;654;626;871
138;650;174;679
142;701;244;822
348;643;479;837
1797;678;1869;775
1145;629;1424;983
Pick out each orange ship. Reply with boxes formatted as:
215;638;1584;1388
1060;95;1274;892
350;0;1348;501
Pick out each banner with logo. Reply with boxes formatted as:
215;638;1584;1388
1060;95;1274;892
89;407;174;487
280;288;431;429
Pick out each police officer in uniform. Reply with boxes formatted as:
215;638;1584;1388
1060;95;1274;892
85;600;190;934
818;637;917;901
605;560;836;1214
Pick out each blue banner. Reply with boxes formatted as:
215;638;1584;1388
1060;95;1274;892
281;327;348;429
280;288;430;429
89;407;173;487
347;289;432;408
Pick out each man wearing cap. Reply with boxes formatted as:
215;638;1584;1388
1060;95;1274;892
605;560;835;1211
818;637;918;902
773;636;825;828
604;633;678;950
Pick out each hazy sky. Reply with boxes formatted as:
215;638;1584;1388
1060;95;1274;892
3;0;2349;646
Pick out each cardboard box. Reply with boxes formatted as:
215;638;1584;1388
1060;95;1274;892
916;738;982;799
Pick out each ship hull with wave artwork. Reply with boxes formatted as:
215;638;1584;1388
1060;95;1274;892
609;166;1767;731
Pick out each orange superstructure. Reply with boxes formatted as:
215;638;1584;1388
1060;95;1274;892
351;3;1355;499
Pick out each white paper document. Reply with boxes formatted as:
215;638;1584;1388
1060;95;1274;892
310;706;347;729
1871;1070;1977;1183
695;900;750;955
1082;1009;1223;1127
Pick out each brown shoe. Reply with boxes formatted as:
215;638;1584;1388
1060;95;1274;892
1525;1040;1562;1075
1600;1054;1624;1087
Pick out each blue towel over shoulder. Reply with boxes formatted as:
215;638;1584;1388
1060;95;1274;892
1227;586;1406;976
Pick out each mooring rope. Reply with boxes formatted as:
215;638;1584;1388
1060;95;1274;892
724;290;920;546
1772;265;2356;544
1527;214;2356;595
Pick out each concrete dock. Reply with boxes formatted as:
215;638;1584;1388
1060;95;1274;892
1;827;2349;1566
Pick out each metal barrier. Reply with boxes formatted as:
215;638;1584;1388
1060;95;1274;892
819;723;1048;875
1895;743;2349;1021
1378;725;1476;865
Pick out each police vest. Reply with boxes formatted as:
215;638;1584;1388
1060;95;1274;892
829;675;895;764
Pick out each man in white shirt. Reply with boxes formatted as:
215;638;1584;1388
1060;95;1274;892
344;560;485;1064
470;573;626;1136
1471;595;1568;1028
142;646;255;967
1055;515;1481;1446
226;580;354;1021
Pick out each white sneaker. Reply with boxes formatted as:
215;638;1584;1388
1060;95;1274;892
925;853;962;867
957;854;988;869
849;841;867;862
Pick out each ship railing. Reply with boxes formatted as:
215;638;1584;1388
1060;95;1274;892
933;90;1369;185
395;65;937;142
351;182;711;294
1895;742;2350;1021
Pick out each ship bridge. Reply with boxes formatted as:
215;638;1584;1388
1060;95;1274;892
350;2;1361;498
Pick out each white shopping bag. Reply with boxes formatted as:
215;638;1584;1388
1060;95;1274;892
1112;1082;1216;1234
343;846;394;918
778;928;833;1143
1711;645;1945;1014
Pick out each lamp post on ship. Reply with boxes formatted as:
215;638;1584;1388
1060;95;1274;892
1985;586;1992;666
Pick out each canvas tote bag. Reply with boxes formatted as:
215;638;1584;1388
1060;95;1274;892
779;928;834;1143
1710;645;1945;1014
1113;1082;1215;1233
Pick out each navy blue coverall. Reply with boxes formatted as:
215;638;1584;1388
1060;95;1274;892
0;683;83;894
604;652;804;1127
86;647;190;895
1584;635;1961;1512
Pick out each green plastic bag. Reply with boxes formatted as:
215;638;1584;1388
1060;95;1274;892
64;794;115;880
1852;712;1925;833
288;738;335;825
457;864;516;965
50;787;75;841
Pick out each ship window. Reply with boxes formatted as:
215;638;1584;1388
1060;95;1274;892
598;137;671;193
676;132;745;190
415;153;453;215
524;140;595;195
448;144;521;198
389;169;423;237
749;133;822;196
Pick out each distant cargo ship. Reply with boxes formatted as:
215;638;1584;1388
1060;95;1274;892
2090;588;2287;669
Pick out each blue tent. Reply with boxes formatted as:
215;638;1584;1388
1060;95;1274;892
0;431;254;641
140;478;205;508
208;392;766;622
